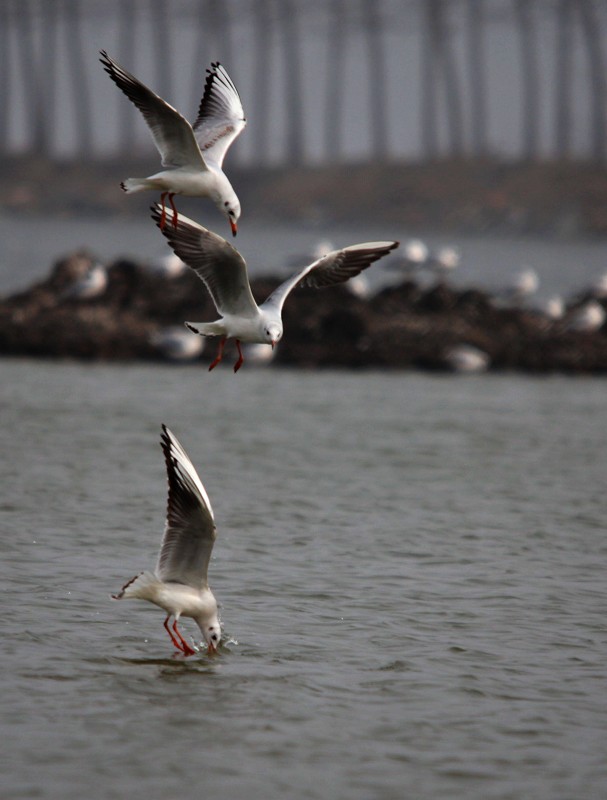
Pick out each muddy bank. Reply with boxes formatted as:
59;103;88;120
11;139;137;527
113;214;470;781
3;157;607;237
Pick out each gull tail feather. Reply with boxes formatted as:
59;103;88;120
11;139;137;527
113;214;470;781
121;178;151;194
111;571;161;601
185;321;225;337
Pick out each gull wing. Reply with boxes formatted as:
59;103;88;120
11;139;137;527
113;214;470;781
100;51;206;170
262;241;400;315
192;63;247;169
151;205;259;319
156;425;216;590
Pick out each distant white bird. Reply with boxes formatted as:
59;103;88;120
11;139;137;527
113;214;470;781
404;238;429;266
150;326;205;362
145;252;187;279
444;344;490;373
567;300;606;332
241;342;278;366
311;238;335;260
385;237;428;278
537;295;565;321
346;272;373;299
508;267;539;303
429;245;460;279
100;51;246;236
152;204;399;372
61;262;108;301
591;272;607;299
112;425;220;657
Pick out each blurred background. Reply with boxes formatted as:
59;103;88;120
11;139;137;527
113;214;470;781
1;0;607;221
1;0;607;366
1;0;606;164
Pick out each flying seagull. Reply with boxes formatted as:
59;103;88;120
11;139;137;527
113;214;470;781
100;50;246;235
151;204;399;372
112;425;220;657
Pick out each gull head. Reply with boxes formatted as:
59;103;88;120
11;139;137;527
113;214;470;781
263;322;282;348
220;194;241;237
200;616;221;654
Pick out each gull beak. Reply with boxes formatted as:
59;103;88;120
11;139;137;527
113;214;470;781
230;218;238;237
271;341;276;349
207;641;218;656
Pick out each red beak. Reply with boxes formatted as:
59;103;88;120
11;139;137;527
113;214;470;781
230;218;238;237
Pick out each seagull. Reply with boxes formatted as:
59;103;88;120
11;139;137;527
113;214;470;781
99;50;246;236
150;326;205;362
385;238;428;278
112;425;220;657
151;204;399;372
444;344;490;373
60;262;108;301
428;245;460;280
567;300;606;332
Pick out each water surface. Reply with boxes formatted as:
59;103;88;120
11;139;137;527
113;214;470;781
2;361;606;798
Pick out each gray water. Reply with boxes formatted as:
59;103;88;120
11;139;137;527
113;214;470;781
2;211;607;300
2;360;606;799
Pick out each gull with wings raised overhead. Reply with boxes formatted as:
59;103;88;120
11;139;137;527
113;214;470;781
100;51;246;235
112;425;221;656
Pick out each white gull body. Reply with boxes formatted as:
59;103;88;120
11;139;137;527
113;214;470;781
112;425;220;656
100;51;246;236
151;205;399;371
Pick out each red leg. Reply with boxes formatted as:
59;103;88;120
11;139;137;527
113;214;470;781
159;192;168;230
208;337;226;371
163;615;185;652
233;339;244;373
172;619;196;656
168;193;179;228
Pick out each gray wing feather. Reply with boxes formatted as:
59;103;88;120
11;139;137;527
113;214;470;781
192;62;246;169
262;241;400;314
151;206;259;318
100;51;206;170
156;425;216;590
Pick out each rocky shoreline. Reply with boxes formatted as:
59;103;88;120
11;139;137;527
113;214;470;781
1;249;606;373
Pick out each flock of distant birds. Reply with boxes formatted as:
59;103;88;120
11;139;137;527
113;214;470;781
61;232;607;375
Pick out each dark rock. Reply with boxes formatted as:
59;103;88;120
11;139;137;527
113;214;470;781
1;251;607;372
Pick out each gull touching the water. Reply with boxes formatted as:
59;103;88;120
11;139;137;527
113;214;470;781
99;51;246;235
151;205;399;371
112;425;220;656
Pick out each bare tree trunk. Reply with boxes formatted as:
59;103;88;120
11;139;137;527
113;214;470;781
253;0;272;165
65;0;93;155
118;1;137;150
466;0;487;157
15;0;47;154
0;0;12;152
576;0;606;162
438;1;464;156
205;0;237;161
513;0;539;160
554;0;573;158
280;0;304;164
206;0;233;65
362;0;388;160
40;0;59;157
420;0;440;158
151;0;172;101
324;0;346;162
423;0;465;158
